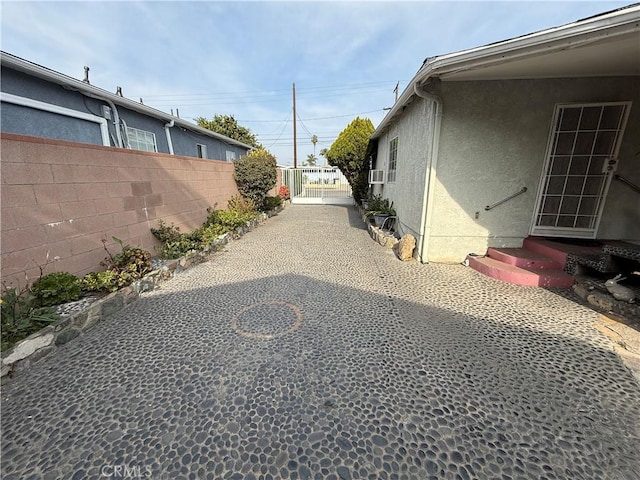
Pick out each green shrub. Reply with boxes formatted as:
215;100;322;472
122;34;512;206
263;196;282;211
365;194;395;215
150;220;182;244
31;272;82;307
233;148;277;206
83;238;153;292
82;269;137;293
205;208;256;231
103;237;152;278
227;194;256;215
186;224;226;246
1;286;58;352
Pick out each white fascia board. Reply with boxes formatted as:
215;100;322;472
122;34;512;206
371;5;640;139
0;52;253;151
1;91;110;146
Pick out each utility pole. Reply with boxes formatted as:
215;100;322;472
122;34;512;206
292;82;297;168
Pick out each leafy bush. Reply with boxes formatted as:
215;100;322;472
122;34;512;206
83;238;152;292
365;194;395;215
205;208;256;231
31;272;82;307
325;117;375;203
227;194;256;215
1;286;58;352
263;196;283;211
103;238;152;278
150;220;182;244
82;269;137;293
233;148;277;206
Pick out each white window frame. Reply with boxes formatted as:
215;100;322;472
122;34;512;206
197;144;207;159
1;92;110;146
369;169;385;184
387;136;398;183
126;126;157;152
226;150;237;162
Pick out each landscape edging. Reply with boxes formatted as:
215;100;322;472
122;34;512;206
1;206;283;384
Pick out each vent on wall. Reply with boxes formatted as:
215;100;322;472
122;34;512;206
369;170;385;184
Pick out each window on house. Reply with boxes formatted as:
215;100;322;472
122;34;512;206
197;144;207;159
126;126;157;152
226;150;237;162
387;137;398;183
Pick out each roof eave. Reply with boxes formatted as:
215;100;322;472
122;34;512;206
0;51;253;150
371;4;640;139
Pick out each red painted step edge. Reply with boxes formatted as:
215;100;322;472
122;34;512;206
487;247;562;271
467;255;574;288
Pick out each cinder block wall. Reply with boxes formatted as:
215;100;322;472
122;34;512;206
1;133;254;288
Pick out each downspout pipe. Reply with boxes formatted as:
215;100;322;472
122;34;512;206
414;82;443;263
164;119;175;155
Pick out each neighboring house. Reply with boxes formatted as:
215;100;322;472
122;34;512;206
370;4;640;266
0;51;251;161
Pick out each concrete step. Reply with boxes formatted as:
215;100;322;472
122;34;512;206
523;236;602;268
468;255;574;288
487;247;562;271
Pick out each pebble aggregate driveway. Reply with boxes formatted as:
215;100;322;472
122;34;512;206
2;205;640;480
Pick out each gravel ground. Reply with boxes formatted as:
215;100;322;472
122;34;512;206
2;205;639;480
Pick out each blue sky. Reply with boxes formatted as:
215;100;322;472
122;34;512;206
1;1;632;164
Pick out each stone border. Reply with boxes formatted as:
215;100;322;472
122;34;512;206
1;205;284;384
357;204;399;249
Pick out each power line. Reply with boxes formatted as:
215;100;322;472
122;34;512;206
234;108;384;123
136;80;405;99
264;114;291;150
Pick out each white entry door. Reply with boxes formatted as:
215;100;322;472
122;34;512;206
531;102;631;238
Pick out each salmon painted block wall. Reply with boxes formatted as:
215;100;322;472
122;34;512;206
1;133;273;288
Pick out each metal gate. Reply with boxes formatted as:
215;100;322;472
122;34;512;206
281;167;353;205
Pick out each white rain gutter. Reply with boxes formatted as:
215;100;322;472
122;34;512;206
1;91;110;146
164;119;175;155
413;83;442;263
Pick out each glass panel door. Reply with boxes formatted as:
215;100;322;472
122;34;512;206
532;102;631;238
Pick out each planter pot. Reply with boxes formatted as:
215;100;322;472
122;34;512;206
373;214;390;228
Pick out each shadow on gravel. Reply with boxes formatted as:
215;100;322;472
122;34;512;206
2;274;639;480
346;204;367;230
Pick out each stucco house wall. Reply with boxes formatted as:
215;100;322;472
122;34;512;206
425;76;639;262
374;76;639;263
0;63;251;161
1;67;106;145
373;99;434;242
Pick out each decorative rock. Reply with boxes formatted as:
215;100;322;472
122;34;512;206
371;434;388;447
2;333;54;365
395;233;416;261
587;293;614;311
337;466;352;480
55;328;80;346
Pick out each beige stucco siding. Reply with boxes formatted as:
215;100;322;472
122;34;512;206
427;76;640;262
374;99;434;245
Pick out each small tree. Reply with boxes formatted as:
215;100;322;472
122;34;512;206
325;117;374;202
196;114;262;148
233;148;277;206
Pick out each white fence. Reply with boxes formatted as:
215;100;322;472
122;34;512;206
281;167;353;205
